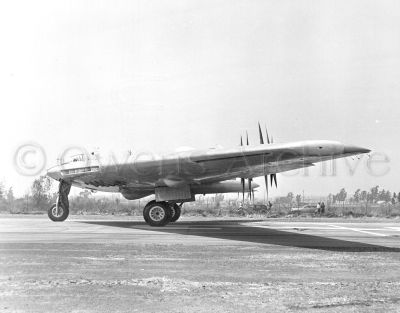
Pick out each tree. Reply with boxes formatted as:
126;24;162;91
327;194;333;205
385;190;392;202
378;189;385;201
370;186;379;203
0;181;4;199
6;187;14;203
337;188;347;204
31;176;53;208
353;189;361;203
287;192;294;203
377;189;391;202
398;192;400;203
296;194;302;207
360;190;367;202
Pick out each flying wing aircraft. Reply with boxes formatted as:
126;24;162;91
46;124;370;226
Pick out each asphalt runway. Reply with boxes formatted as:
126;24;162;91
1;215;400;312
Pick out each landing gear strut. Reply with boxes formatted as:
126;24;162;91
142;201;183;226
48;180;71;222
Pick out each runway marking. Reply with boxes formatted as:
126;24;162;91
135;227;223;230
166;227;222;230
243;223;345;230
244;225;338;230
385;227;400;231
328;224;388;237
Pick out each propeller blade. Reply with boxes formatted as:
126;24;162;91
241;178;245;203
265;125;270;144
240;136;243;146
258;122;264;144
252;189;255;203
248;178;252;199
271;136;274;144
271;174;278;188
246;131;249;146
264;175;269;199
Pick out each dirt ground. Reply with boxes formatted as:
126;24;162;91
0;215;400;312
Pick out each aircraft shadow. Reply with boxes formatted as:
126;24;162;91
83;220;400;252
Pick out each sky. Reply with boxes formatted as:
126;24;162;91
1;0;399;198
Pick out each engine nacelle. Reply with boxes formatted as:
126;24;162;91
120;180;258;201
192;180;258;195
120;188;153;200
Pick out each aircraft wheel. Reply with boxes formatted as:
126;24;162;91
169;203;181;222
143;200;156;224
143;201;172;227
48;203;69;222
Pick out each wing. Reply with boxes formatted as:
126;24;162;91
66;140;363;191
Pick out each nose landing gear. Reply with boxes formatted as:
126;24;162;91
48;180;71;222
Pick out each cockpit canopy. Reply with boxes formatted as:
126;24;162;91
58;153;97;165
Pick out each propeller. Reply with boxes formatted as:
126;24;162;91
248;178;252;201
240;135;245;203
270;174;277;188
264;175;269;199
246;131;253;202
269;133;278;188
265;124;270;144
258;122;271;199
241;177;245;203
240;124;279;204
258;122;264;144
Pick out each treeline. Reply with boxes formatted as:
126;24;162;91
0;176;56;214
1;176;400;218
273;186;400;207
328;186;399;205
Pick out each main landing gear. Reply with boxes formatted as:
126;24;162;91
48;180;71;222
47;180;182;227
143;201;182;227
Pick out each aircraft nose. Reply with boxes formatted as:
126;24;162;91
343;145;371;155
47;165;62;180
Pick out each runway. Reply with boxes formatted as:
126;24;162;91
1;215;400;312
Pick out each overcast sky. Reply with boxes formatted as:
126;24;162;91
1;0;399;197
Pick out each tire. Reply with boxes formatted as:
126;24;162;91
143;200;156;224
169;203;181;222
143;202;172;227
48;203;69;222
